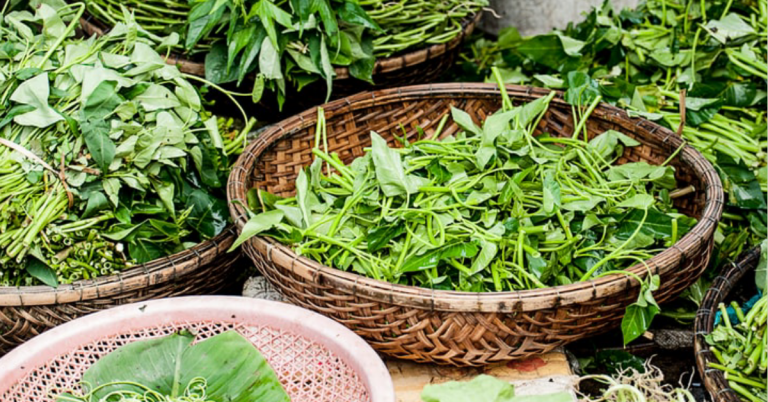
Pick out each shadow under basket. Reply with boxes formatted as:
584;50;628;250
0;227;242;355
228;83;724;366
694;247;762;402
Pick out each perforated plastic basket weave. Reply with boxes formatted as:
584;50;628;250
0;296;395;402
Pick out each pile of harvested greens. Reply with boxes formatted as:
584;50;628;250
450;0;768;267
57;330;289;402
234;69;697;344
360;0;487;58
81;0;487;105
0;1;254;287
705;241;767;402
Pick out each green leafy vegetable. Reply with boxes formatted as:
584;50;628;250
57;330;289;402
235;69;695;344
0;3;256;286
706;291;767;402
449;0;767;261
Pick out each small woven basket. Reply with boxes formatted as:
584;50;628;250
78;13;479;99
228;83;724;366
0;227;242;355
694;247;762;402
0;296;394;402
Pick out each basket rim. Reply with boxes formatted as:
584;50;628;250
78;12;480;79
0;296;395;402
227;83;724;312
0;226;237;307
693;246;762;402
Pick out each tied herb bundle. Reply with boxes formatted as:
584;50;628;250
0;1;255;287
706;241;767;402
234;69;697;344
451;0;768;264
360;0;488;58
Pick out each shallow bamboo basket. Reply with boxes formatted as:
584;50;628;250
0;228;242;355
228;83;724;366
694;246;761;402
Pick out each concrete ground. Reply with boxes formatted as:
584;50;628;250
479;0;640;36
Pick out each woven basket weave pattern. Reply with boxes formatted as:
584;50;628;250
1;319;370;402
694;247;761;402
228;84;723;366
0;227;241;355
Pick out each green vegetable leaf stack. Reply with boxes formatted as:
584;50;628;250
450;0;768;264
0;1;254;287
57;330;290;402
234;68;696;344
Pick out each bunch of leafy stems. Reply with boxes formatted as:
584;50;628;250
84;0;218;54
85;0;486;58
298;69;684;293
0;2;254;284
458;0;767;182
359;0;487;57
708;295;768;402
619;1;766;172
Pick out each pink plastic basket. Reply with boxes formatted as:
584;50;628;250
0;296;395;402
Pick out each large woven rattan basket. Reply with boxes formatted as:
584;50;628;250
0;227;241;355
0;296;395;402
694;246;762;402
79;13;480;102
228;83;724;366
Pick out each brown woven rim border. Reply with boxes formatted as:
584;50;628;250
694;246;762;402
227;82;724;313
0;226;237;307
78;12;480;80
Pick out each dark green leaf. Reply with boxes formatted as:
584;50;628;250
400;242;479;274
621;301;659;345
186;189;229;238
186;0;228;49
366;221;406;252
128;239;165;264
337;2;381;31
205;43;239;84
26;257;58;288
81;118;115;173
426;159;451;184
82;80;122;120
564;71;600;106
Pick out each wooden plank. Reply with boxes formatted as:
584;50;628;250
389;350;576;402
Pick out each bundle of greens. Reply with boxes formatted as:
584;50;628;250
83;0;381;106
705;241;767;402
359;0;488;58
234;70;696;344
0;0;255;287
450;0;768;262
83;0;487;106
57;330;289;402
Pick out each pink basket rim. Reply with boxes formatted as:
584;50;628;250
0;296;395;401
